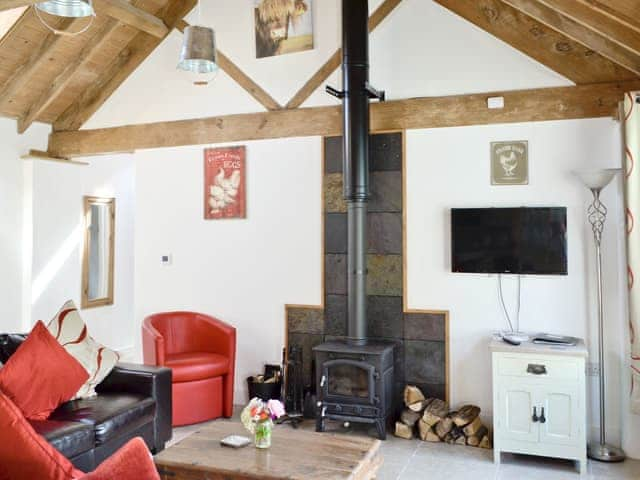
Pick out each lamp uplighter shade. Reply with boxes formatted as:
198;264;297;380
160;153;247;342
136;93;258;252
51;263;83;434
574;169;621;191
36;0;94;17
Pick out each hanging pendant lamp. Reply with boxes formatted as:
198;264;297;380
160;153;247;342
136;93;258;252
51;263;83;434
177;0;218;84
178;25;218;75
36;0;94;18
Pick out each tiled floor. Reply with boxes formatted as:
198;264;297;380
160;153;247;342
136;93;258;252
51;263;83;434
171;417;640;479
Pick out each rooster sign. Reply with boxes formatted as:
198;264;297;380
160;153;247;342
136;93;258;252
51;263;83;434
491;141;529;185
204;146;246;219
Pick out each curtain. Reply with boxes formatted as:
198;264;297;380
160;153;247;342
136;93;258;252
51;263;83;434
623;92;640;414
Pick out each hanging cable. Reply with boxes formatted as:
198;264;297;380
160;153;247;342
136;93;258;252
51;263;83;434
498;274;521;333
34;4;96;37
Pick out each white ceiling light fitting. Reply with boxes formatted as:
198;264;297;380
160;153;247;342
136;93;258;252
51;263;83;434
177;0;218;85
34;0;96;37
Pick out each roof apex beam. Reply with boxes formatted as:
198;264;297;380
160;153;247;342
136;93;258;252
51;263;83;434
502;0;640;75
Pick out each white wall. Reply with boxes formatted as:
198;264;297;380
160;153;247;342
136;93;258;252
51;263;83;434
0;118;49;334
405;118;626;443
85;0;569;129
132;137;322;400
29;155;135;352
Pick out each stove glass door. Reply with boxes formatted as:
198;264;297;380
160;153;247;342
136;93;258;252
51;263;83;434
323;359;374;401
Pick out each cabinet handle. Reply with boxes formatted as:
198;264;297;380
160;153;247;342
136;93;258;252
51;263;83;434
532;407;539;423
527;364;547;375
539;407;546;424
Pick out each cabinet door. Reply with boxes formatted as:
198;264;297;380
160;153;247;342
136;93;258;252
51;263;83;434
497;381;538;443
538;385;581;446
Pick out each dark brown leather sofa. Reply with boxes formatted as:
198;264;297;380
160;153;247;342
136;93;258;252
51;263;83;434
0;334;172;472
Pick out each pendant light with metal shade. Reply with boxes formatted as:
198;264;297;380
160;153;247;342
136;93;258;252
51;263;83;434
177;0;218;85
34;0;96;36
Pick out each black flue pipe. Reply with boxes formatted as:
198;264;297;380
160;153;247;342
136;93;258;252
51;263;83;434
342;0;370;346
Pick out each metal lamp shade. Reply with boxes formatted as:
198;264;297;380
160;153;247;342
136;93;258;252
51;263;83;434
178;25;218;74
36;0;94;17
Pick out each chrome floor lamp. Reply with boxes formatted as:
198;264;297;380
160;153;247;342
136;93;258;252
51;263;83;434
575;169;625;462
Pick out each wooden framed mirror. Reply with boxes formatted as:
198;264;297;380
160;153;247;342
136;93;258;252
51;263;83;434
82;196;115;309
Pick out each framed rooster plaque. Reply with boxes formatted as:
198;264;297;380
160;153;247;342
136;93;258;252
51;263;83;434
204;146;246;219
491;141;528;185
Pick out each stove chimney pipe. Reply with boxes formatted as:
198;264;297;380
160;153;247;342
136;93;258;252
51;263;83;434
325;0;384;345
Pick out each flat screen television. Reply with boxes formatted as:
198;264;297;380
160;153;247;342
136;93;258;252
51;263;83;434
451;207;567;275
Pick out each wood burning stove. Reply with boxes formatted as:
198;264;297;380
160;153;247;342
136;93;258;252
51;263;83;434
314;341;394;439
314;0;393;440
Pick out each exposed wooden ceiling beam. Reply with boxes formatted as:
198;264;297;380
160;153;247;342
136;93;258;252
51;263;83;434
536;0;640;55
94;0;168;38
0;17;81;112
502;0;640;75
17;18;120;133
0;1;168;38
52;0;197;132
175;20;282;111
0;1;36;11
47;80;640;158
433;0;637;84
285;0;403;110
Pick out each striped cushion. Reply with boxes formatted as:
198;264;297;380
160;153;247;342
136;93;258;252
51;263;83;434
47;301;119;399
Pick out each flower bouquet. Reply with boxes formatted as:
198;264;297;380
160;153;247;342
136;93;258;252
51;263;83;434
240;397;286;449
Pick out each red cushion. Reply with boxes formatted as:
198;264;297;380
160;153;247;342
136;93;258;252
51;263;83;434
81;437;159;480
165;352;229;382
0;390;84;480
0;321;89;420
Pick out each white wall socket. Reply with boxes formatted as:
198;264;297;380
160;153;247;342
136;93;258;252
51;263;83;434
161;254;172;265
586;362;600;376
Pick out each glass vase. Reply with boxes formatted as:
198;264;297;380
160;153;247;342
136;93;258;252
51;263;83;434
254;419;273;449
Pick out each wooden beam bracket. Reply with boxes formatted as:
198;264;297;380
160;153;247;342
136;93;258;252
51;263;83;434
21;149;89;166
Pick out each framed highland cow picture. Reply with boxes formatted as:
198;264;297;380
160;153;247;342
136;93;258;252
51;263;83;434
254;0;314;59
204;146;246;220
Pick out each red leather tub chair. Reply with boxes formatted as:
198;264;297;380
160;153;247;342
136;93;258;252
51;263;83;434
142;312;236;426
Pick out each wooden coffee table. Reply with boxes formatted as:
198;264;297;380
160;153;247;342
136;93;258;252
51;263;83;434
155;421;382;480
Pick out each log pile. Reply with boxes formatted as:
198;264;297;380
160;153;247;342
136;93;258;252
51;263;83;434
394;385;492;449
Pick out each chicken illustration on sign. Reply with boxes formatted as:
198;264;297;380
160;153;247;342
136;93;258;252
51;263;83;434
204;146;246;219
491;141;529;185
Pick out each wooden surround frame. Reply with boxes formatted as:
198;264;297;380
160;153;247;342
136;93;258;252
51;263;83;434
284;131;451;403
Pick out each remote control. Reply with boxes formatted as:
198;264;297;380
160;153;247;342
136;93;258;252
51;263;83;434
502;335;521;346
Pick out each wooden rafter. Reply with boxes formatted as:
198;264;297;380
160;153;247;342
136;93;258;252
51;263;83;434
0;1;168;38
433;0;636;84
502;0;640;75
17;18;121;133
285;0;404;109
535;0;640;56
52;0;197;131
94;0;168;38
47;80;640;158
175;20;282;111
0;17;82;112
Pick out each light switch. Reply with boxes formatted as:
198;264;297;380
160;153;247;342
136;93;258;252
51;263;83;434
487;96;505;109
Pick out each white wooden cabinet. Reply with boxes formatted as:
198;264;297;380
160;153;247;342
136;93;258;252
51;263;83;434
491;338;588;474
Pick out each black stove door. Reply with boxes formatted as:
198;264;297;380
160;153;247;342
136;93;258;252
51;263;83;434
321;359;375;405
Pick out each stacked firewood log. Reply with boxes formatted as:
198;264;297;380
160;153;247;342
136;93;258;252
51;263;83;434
394;385;491;449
